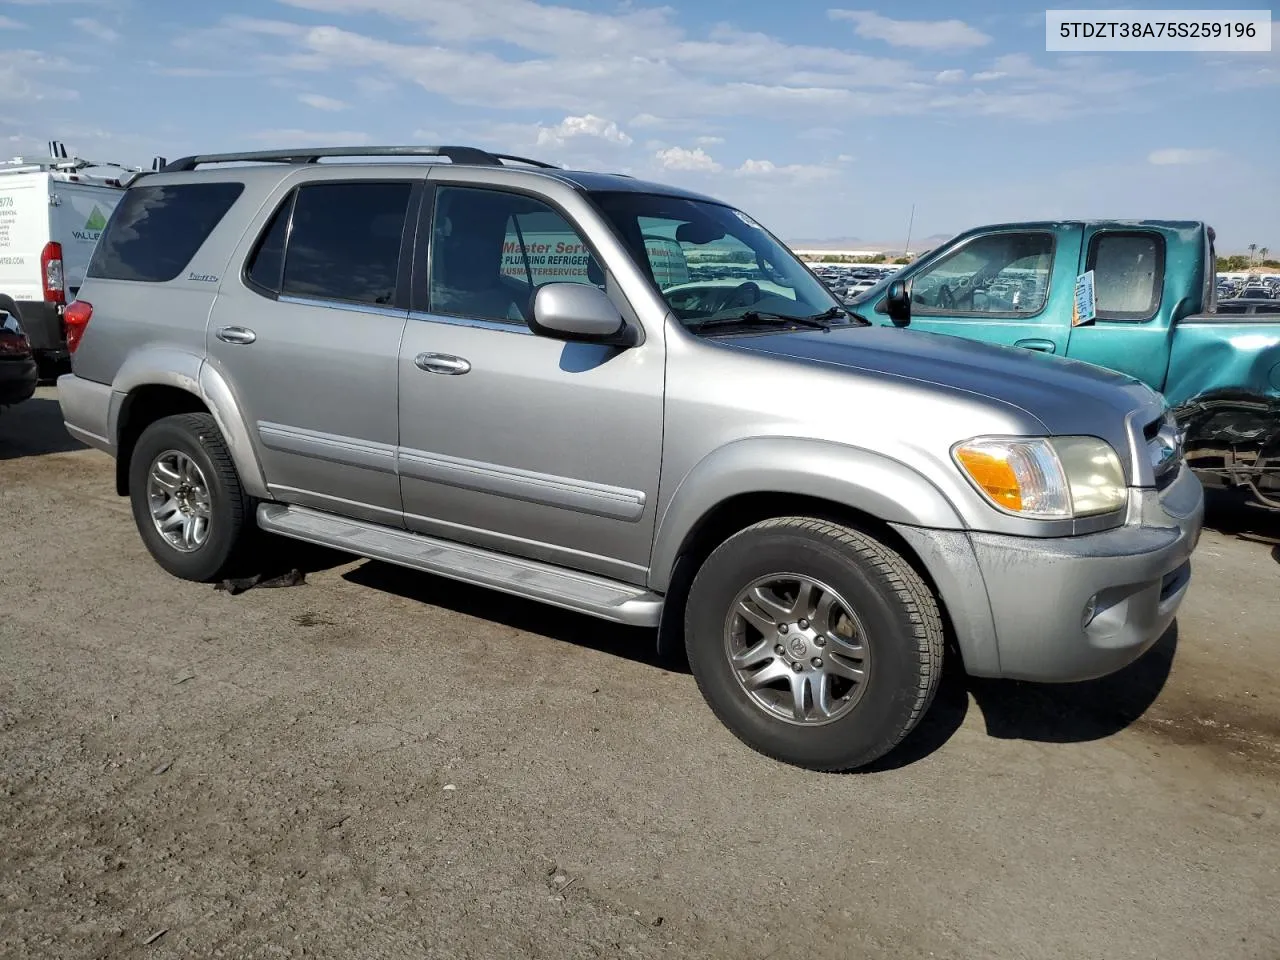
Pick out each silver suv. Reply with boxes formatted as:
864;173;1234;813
58;145;1203;770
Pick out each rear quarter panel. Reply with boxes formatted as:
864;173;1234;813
70;173;268;388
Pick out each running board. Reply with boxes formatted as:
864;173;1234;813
256;504;663;627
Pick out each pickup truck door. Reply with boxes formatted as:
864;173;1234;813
395;182;664;585
1062;226;1175;390
878;226;1081;355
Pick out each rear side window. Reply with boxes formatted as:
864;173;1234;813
87;182;244;282
244;195;292;293
280;182;412;306
1087;232;1165;321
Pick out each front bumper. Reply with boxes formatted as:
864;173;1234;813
0;356;38;407
894;464;1204;683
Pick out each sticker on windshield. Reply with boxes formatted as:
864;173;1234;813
732;210;763;230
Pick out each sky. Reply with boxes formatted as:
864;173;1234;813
1;0;1276;253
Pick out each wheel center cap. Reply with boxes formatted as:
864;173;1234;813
786;634;809;659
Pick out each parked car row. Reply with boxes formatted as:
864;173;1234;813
807;262;902;302
1218;273;1279;302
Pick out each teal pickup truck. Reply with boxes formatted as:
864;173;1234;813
851;221;1280;507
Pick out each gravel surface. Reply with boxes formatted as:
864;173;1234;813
3;387;1278;960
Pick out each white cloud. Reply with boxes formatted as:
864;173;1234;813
972;70;1007;82
829;10;991;50
160;4;1156;137
247;128;372;146
655;146;722;172
1148;148;1222;166
0;15;27;28
735;158;837;181
629;113;673;128
535;114;632;147
278;0;680;56
0;50;83;102
695;135;724;146
71;17;118;42
355;75;396;96
298;93;348;111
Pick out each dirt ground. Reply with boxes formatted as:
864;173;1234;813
2;387;1278;960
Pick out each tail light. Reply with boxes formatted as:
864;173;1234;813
64;300;93;353
0;331;30;357
40;241;65;304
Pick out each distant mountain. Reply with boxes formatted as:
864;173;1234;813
788;233;954;252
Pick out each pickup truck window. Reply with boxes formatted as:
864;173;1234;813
279;182;413;307
428;186;602;325
907;232;1054;319
1086;231;1164;321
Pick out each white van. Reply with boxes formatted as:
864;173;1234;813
0;142;157;370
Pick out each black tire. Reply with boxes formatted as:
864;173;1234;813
685;517;944;771
128;412;254;582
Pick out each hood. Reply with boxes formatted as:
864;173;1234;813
719;324;1164;436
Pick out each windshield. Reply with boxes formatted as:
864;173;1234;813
590;191;844;326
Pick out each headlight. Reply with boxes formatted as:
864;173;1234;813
953;436;1127;519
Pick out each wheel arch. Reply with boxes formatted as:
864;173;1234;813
110;351;268;499
650;439;969;662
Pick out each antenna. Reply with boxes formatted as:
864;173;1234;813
902;203;916;260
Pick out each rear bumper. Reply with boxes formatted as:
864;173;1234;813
56;372;114;452
15;301;66;359
894;464;1204;683
0;356;38;406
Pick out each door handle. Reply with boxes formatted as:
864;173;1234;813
1015;338;1056;354
414;352;471;375
216;326;257;345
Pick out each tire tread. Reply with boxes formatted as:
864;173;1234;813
129;412;253;581
687;516;945;770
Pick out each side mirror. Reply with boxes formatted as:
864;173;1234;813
886;279;912;327
528;283;635;346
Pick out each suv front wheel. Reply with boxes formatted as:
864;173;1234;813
685;517;944;771
128;412;253;582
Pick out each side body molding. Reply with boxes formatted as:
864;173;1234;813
647;436;966;592
107;348;270;500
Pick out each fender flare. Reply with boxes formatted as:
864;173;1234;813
647;436;965;592
108;348;269;499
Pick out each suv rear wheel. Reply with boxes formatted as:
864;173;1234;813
128;413;253;582
685;517;944;771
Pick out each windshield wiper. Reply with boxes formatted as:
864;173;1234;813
688;306;848;333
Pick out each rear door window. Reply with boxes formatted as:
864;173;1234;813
87;182;244;282
1086;232;1165;321
281;181;413;306
244;194;293;294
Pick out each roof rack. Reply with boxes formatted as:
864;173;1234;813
1;140;166;187
160;145;559;173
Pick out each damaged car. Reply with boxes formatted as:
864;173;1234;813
850;221;1280;508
